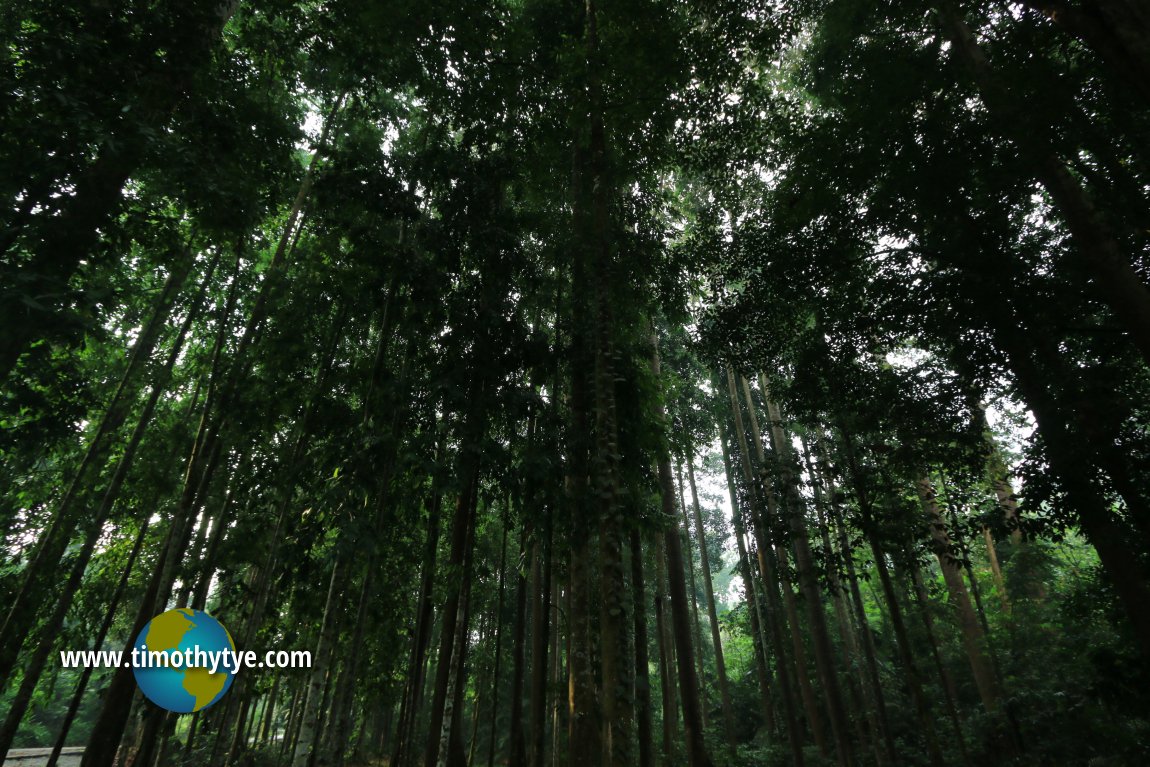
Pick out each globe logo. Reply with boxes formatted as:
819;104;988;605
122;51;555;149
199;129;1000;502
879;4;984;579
132;608;236;713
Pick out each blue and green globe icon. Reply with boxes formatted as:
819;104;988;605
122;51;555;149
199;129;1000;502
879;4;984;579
132;608;235;713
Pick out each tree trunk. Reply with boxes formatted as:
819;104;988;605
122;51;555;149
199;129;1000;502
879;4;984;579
445;521;478;767
735;371;825;757
531;523;554;767
993;318;1150;656
395;481;445;767
917;478;1004;714
718;416;777;739
579;4;635;764
630;528;655;767
424;472;481;767
685;457;737;753
0;247;195;685
550;578;563;767
652;342;714;767
836;428;945;767
653;531;679;766
758;377;855;766
292;557;346;767
725;369;805;766
508;527;530;767
566;93;602;767
675;462;710;730
482;521;508;767
0;249;213;753
805;433;897;765
45;518;150;767
909;564;971;767
79;245;249;767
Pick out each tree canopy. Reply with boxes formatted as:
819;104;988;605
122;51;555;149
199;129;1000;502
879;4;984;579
3;1;1150;766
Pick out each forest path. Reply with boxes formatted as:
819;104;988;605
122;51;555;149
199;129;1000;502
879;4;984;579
2;748;82;766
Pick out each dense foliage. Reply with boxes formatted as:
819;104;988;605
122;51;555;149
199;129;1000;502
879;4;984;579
3;1;1149;766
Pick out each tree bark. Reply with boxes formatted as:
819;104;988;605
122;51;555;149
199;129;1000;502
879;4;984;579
725;369;805;766
0;247;195;685
630;528;655;767
736;372;825;757
44;517;150;767
676;462;710;730
917;478;1004;714
686;457;737;753
758;377;855;766
653;530;679;766
509;527;530;767
485;521;509;767
424;472;481;767
652;340;714;767
394;480;445;767
909;564;971;767
836;428;945;767
718;415;778;740
531;521;554;767
292;557;346;767
806;433;897;765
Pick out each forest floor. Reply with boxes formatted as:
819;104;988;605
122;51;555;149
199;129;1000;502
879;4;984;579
2;748;82;766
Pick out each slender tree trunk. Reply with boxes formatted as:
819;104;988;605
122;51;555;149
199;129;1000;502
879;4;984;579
836;429;945;767
45;518;150;767
444;521;478;767
725;369;805;765
77;247;245;767
582;6;633;763
0;251;214;753
221;308;354;767
550;579;563;767
425;473;480;767
509;527;530;767
806;433;897;765
686;458;737;753
631;528;656;767
676;463;710;730
327;562;381;766
870;530;945;767
909;565;971;767
566;120;601;767
758;377;855;767
994;320;1150;655
292;557;345;767
652;342;714;767
469;683;484;767
917;478;1004;716
653;532;679;766
80;528;170;767
718;416;777;739
88;104;343;756
260;669;282;748
943;487;996;638
486;523;509;767
395;483;445;767
283;675;308;763
530;523;554;767
0;248;195;684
